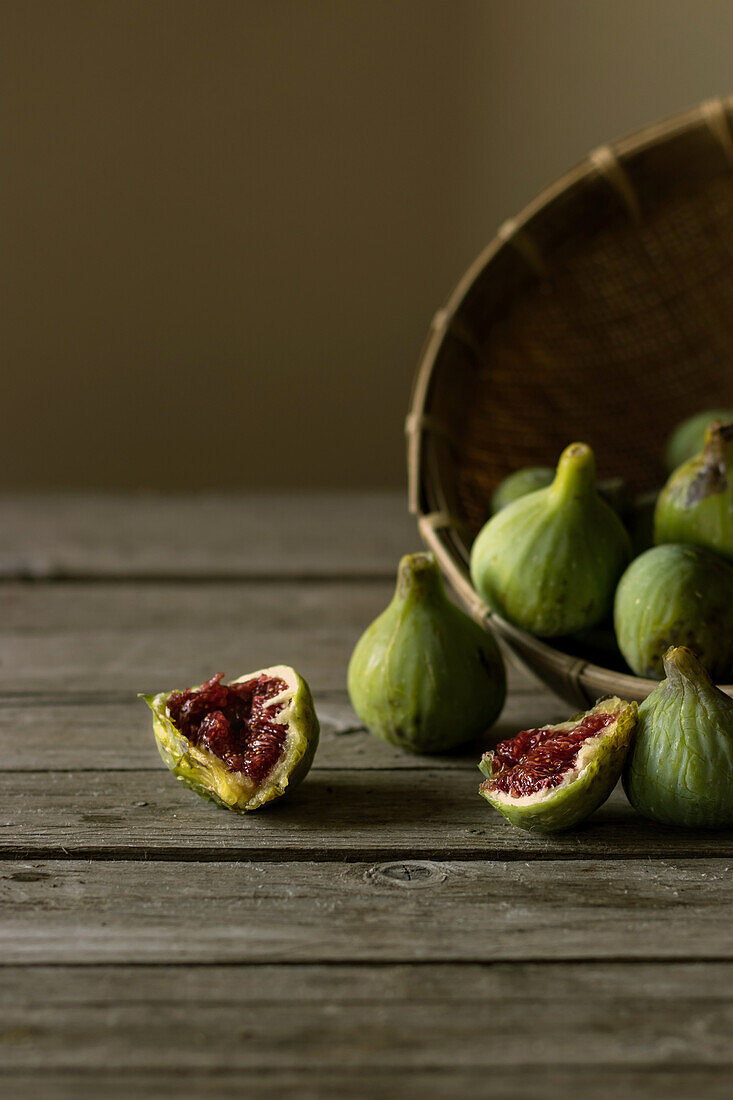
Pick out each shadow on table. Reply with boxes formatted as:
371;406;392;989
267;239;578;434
266;770;473;829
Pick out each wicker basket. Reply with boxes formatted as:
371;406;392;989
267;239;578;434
407;97;733;708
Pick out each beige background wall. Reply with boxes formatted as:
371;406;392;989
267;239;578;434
4;0;733;490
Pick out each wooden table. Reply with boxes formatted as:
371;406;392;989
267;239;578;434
2;493;732;1098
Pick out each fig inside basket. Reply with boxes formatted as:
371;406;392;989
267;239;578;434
407;97;733;707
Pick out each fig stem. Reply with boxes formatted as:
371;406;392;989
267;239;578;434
703;420;733;471
549;442;596;504
395;552;444;602
662;645;714;691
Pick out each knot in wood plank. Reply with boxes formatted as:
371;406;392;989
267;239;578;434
366;861;446;888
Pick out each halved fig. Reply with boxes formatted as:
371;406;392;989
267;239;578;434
478;697;637;833
142;665;319;812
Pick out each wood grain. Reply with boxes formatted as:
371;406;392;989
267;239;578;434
2;858;732;964
1;771;731;862
0;579;395;693
0;962;731;1072
3;492;729;1100
0;492;417;579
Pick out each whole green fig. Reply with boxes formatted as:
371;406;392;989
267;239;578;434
664;408;733;473
470;442;631;637
655;421;733;559
491;467;553;513
614;544;733;681
347;552;506;753
624;646;733;828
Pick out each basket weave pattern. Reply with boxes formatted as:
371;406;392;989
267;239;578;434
408;99;733;707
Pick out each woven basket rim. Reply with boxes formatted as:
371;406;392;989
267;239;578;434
407;95;733;702
424;95;733;349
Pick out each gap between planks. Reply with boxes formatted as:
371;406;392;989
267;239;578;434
0;571;399;585
3;956;733;968
0;492;419;581
1;1069;731;1100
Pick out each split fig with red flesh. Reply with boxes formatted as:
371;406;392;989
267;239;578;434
142;665;319;812
478;696;637;833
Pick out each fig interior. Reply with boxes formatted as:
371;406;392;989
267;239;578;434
482;711;618;798
166;673;287;781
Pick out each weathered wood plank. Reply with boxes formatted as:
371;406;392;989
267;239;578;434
0;575;552;696
0;685;558;771
0;578;423;695
4;1070;731;1100
0;962;731;1072
5;959;730;1006
0;771;731;861
0;492;417;579
0;579;393;693
2;858;732;963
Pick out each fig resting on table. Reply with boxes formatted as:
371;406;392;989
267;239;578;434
624;646;733;829
478;697;637;834
348;552;506;753
142;665;319;813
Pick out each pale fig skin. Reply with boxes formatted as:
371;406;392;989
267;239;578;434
470;443;631;638
624;647;733;829
142;665;319;813
347;552;506;753
655;421;733;560
614;544;733;681
664;408;733;474
478;697;637;834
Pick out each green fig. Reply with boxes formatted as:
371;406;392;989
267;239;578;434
655;421;733;559
470;442;631;637
492;466;628;519
478;696;637;833
491;467;554;513
142;666;319;812
614;543;733;681
347;552;506;753
624;647;733;828
664;408;733;474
